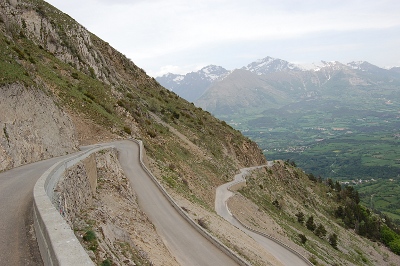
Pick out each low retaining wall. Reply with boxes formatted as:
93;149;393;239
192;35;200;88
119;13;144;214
33;145;112;266
33;139;253;266
226;171;313;266
130;139;251;266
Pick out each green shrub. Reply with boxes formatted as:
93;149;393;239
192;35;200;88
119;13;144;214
296;211;305;224
89;67;95;78
299;233;307;244
123;126;131;135
315;223;327;238
329;233;338;249
100;259;112;266
147;130;157;138
381;225;398;245
83;92;95;101
389;239;400;255
71;72;79;79
306;216;316;231
83;230;96;242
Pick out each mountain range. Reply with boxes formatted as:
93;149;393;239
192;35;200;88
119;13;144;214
157;57;400;116
156;65;229;102
2;1;400;265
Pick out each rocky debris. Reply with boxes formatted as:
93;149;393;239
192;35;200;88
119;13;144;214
55;148;178;266
0;83;77;171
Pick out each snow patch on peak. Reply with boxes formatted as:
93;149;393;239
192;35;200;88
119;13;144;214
198;65;229;81
310;61;348;72
347;61;366;70
173;75;184;82
243;56;301;75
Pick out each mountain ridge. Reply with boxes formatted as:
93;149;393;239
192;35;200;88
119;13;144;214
2;1;400;265
0;1;270;264
157;57;400;113
156;65;229;102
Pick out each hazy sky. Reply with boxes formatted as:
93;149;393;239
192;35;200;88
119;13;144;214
45;0;400;77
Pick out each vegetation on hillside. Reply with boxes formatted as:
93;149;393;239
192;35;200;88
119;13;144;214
238;160;400;265
227;99;400;220
357;179;400;223
0;0;265;209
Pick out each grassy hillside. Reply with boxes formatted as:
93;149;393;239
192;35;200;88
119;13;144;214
0;0;266;209
233;161;400;265
4;1;400;265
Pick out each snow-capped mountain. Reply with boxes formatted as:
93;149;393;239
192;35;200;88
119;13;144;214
195;59;400;116
305;61;353;72
156;65;229;102
155;73;185;92
199;65;230;81
242;56;301;75
157;56;400;115
347;61;390;74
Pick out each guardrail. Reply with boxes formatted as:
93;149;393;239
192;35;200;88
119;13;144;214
226;168;314;266
130;139;251;266
33;145;112;266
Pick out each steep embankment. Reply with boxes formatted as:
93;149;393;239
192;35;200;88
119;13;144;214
231;161;400;266
55;147;178;265
0;1;277;264
0;0;266;208
0;83;77;171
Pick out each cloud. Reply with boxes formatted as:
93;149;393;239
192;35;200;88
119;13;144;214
149;64;205;77
46;0;400;75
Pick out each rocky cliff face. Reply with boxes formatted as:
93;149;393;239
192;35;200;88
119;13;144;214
0;83;77;171
1;0;115;84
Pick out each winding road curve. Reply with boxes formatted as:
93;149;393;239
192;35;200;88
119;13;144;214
0;154;71;265
0;139;312;265
114;140;237;265
215;163;312;266
0;140;237;265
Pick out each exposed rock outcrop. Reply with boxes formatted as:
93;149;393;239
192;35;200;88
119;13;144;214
0;0;147;86
0;83;77;171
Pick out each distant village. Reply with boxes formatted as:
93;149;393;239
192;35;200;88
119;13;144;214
340;178;379;186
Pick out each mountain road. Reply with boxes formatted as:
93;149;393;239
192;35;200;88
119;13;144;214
114;140;237;265
215;164;311;266
0;154;72;265
0;140;238;265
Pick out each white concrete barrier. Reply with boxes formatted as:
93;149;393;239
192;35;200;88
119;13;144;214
33;145;112;266
33;139;251;266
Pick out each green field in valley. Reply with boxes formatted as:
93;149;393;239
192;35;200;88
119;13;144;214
357;179;400;223
222;101;400;222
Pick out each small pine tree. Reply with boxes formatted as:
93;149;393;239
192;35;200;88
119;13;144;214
315;223;327;238
296;211;305;224
329;233;338;249
299;233;307;244
306;216;316;231
272;199;281;209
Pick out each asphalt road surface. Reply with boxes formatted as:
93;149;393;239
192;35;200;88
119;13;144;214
0;155;71;265
215;165;311;266
0;141;238;266
115;140;237;266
